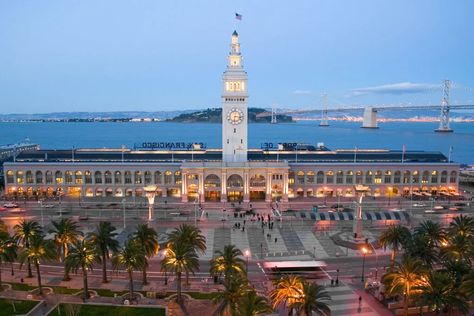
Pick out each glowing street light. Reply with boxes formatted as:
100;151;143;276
244;249;250;273
361;247;368;282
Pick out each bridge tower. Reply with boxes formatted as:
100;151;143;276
271;104;277;124
319;93;329;127
435;79;453;133
361;106;378;129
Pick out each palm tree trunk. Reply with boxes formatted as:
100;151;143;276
177;271;182;303
404;294;408;316
186;270;189;285
287;307;292;316
391;249;396;267
82;264;89;300
27;257;33;278
0;260;3;290
129;270;134;301
102;250;108;283
63;244;70;281
142;266;147;285
35;261;42;295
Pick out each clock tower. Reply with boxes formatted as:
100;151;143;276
222;30;248;162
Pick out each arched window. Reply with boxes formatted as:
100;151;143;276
374;171;382;184
84;171;92;184
336;171;344;184
306;171;315;183
125;171;132;184
412;170;419;184
164;171;173;185
94;171;102;184
114;171;122;184
35;171;43;184
450;171;457;183
65;171;73;184
205;174;221;188
45;171;53;184
316;171;324;184
365;171;372;184
75;171;83;184
174;171;182;185
134;171;142;184
421;171;429;184
393;171;401;184
403;171;411;184
346;171;354;184
154;171;162;184
55;171;63;184
384;170;392;184
250;174;265;187
440;171;448;183
104;171;112;184
288;172;295;185
227;174;244;187
16;171;24;184
144;171;152;184
297;171;305;184
26;171;34;184
355;170;363;184
6;170;14;184
326;171;334;184
431;171;438;183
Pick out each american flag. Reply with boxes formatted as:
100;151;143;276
235;13;242;20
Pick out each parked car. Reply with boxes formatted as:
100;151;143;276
3;202;19;208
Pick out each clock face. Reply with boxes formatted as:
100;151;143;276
227;108;244;125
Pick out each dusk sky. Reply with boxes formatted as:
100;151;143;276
1;0;473;114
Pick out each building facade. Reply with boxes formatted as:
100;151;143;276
2;32;460;202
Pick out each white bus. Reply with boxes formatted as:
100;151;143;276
262;260;328;279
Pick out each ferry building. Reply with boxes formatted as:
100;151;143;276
3;31;460;203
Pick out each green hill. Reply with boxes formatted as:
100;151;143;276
166;108;293;123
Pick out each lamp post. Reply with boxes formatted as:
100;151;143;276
38;199;44;227
336;268;339;285
245;249;250;273
144;185;157;222
260;243;263;259
368;241;378;279
361;247;368;282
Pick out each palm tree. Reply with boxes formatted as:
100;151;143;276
18;234;56;295
460;270;474;299
65;238;98;300
414;220;446;247
236;290;273;316
168;224;206;285
440;233;474;264
291;282;331;316
405;234;438;269
133;224;159;285
50;218;82;281
270;275;304;316
379;224;411;266
112;238;146;301
449;215;474;237
416;271;468;316
161;241;199;303
210;245;246;287
213;275;252;316
88;221;119;283
14;220;42;278
382;257;425;316
0;230;16;289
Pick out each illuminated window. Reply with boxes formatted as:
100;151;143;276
307;171;315;183
365;171;372;184
16;171;24;184
134;171;142;184
403;171;411;184
65;171;73;184
114;171;122;184
297;171;305;184
84;171;92;184
346;171;353;184
164;171;173;185
26;171;34;184
431;171;438;183
288;172;295;185
75;171;83;184
384;170;392;184
421;171;429;184
6;170;14;184
174;171;182;185
412;171;419;183
55;171;63;185
326;171;334;184
336;171;344;184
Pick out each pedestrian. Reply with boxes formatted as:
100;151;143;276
242;226;245;232
274;237;277;243
243;219;246;225
262;228;265;234
206;212;208;218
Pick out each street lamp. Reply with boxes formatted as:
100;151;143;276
244;249;250;273
336;269;339;285
367;241;378;279
361;247;368;282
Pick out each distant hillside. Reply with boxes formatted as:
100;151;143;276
167;108;294;123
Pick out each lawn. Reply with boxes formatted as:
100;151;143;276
0;298;40;316
49;304;166;316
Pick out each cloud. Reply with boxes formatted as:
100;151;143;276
293;90;311;95
350;82;441;96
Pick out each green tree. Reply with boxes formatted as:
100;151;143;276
210;245;246;287
168;224;206;285
14;220;42;278
416;271;468;316
290;282;331;316
382;257;425;316
460;270;474;299
161;241;199;303
88;221;119;283
405;234;438;269
133;224;159;285
213;275;252;316
414;220;446;247
50;218;82;281
112;238;146;301
18;234;56;294
379;225;411;266
270;275;304;316
237;290;273;316
449;215;474;237
65;239;98;300
440;233;474;264
0;230;16;290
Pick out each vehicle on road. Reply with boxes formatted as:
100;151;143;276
0;207;7;212
3;202;19;208
43;204;55;208
413;203;426;207
262;260;328;279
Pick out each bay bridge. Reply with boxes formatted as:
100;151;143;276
264;80;474;132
